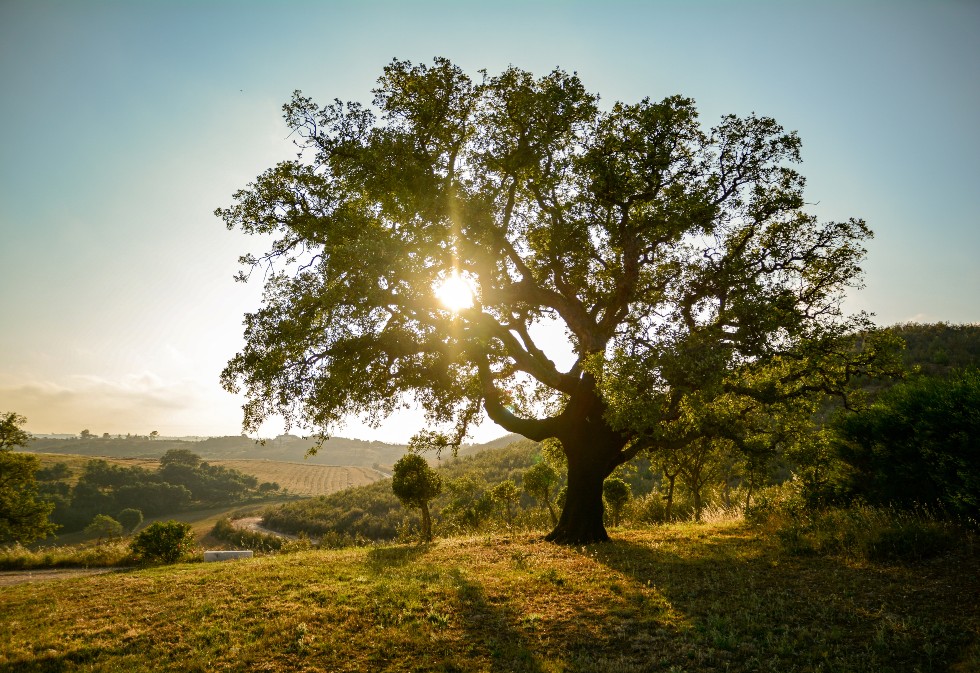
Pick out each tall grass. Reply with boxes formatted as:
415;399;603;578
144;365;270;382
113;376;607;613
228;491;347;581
751;493;970;562
0;540;133;569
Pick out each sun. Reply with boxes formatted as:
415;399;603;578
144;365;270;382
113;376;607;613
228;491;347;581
435;272;474;312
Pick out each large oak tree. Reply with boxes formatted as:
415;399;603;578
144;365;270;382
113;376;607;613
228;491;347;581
219;58;889;543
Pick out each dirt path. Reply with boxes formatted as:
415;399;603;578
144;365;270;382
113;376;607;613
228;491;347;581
0;568;124;588
229;517;300;541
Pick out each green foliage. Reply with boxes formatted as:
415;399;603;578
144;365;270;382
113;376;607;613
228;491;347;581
129;520;194;565
265;440;543;540
219;58;886;544
85;514;123;542
35;461;70;481
833;369;980;519
117;507;143;533
523;461;560;526
392;453;442;541
0;412;57;545
441;476;494;534
888;322;980;377
264;479;402;541
212;517;287;552
0;449;58;545
159;448;202;469
0;411;32;450
392;454;442;509
489;479;520;526
48;450;272;533
0;539;132;570
602;478;632;527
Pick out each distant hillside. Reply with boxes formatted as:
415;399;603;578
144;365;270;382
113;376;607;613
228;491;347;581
887;322;980;376
25;434;407;467
26;432;521;468
262;437;544;540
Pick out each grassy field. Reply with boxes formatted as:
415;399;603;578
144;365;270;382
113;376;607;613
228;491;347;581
2;521;977;672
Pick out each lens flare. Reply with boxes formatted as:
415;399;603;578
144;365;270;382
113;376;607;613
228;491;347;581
435;272;474;311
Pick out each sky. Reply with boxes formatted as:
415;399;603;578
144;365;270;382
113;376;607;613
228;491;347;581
1;0;977;442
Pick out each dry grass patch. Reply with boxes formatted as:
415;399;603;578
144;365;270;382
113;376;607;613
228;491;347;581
1;521;977;672
207;460;384;497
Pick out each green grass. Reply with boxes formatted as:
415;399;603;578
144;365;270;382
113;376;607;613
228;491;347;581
2;520;977;672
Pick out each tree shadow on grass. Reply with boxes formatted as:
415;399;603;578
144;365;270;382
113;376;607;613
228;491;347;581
364;542;432;572
579;527;980;672
360;543;545;672
448;568;545;673
0;644;141;673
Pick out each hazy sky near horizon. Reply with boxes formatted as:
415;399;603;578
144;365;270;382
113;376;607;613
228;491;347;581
1;0;977;442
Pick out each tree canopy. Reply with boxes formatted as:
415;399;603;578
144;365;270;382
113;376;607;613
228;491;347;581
0;412;57;545
219;58;893;543
834;369;980;518
391;453;442;541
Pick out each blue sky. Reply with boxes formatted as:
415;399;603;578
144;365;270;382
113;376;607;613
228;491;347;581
1;0;977;440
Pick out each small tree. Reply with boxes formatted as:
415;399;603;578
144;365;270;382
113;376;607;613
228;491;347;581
391;454;442;542
490;480;520;527
85;514;123;544
442;476;493;533
159;449;201;469
117;508;143;533
603;478;632;528
129;520;194;564
524;462;561;526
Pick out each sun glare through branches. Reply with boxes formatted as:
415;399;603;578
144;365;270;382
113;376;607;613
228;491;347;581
435;272;474;312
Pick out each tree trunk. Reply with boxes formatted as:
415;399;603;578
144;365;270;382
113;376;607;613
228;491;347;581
545;459;609;543
420;502;432;542
744;472;755;514
545;497;558;527
485;378;626;545
664;472;677;521
544;427;621;544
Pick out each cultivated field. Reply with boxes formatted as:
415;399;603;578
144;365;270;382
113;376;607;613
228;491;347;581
208;460;385;497
27;452;386;498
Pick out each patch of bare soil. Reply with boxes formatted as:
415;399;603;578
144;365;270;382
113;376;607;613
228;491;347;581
0;568;123;587
229;517;299;540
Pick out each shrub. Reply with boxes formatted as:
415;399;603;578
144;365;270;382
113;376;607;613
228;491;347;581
129;521;194;564
116;508;143;533
0;540;131;570
85;514;123;543
833;369;980;519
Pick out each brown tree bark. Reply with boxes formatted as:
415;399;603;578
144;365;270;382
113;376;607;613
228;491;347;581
544;408;625;544
420;503;433;542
